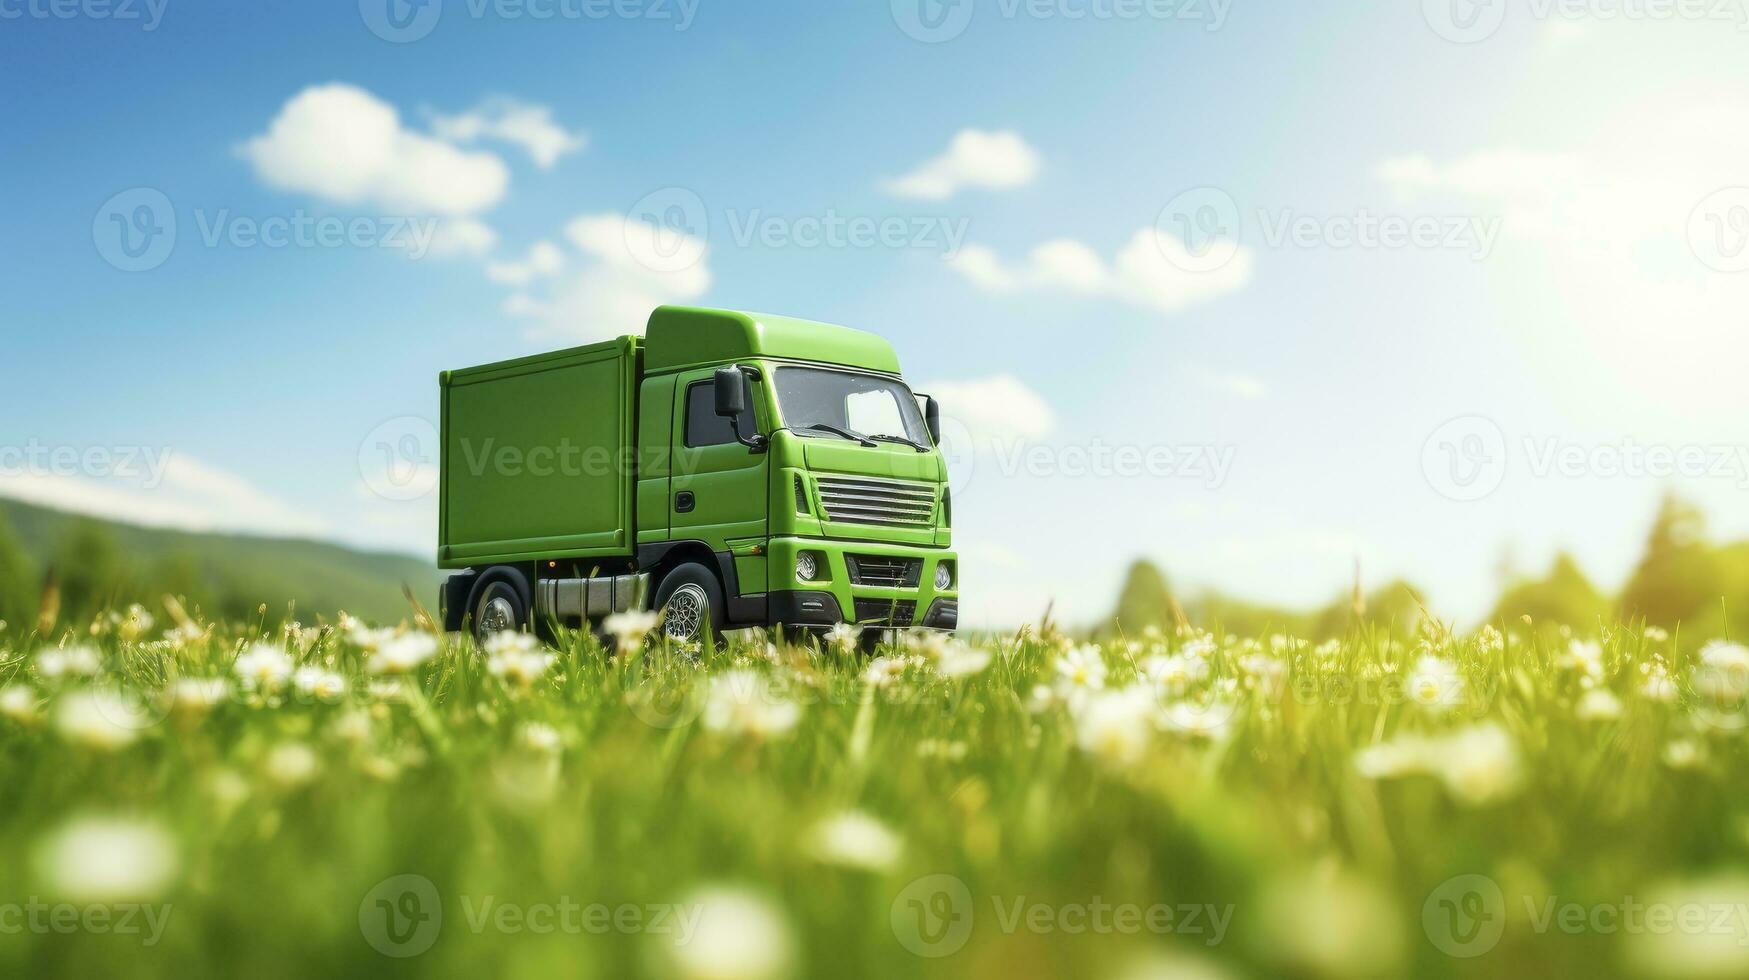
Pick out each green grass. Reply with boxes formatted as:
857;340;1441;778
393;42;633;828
1;609;1747;979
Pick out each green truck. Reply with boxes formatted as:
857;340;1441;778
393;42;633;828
437;306;958;646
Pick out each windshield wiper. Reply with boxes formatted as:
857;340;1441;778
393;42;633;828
869;434;930;453
794;423;877;447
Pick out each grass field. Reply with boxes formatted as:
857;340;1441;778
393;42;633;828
3;605;1748;979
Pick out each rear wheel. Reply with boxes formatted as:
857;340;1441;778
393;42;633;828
653;563;725;648
466;568;530;644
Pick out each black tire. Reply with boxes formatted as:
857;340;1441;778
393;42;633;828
439;572;478;633
653;563;726;649
466;567;531;644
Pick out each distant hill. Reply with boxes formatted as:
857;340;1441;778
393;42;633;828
1105;493;1749;646
0;496;441;629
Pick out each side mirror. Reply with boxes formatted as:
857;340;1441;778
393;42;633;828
924;395;942;446
713;366;768;453
714;367;747;417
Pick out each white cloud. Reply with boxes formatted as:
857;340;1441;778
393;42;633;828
881;129;1041;201
1376;149;1579;202
486;240;565;286
950;229;1255;316
240;83;510;216
921;375;1056;441
425;218;499;259
502;214;712;343
428;98;586;170
0;456;328;540
1190;366;1267;400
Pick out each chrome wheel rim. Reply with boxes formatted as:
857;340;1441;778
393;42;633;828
664;584;708;641
479;596;517;636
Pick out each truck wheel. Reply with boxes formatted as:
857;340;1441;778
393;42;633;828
467;568;530;643
654;563;725;648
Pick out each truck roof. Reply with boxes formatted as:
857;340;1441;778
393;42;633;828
441;306;904;384
645;306;901;375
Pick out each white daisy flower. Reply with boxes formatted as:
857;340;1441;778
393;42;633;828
37;645;103;681
824;622;859;654
1664;738;1707;770
34;817;178;903
169;677;232;714
117;605;155;643
1405;656;1465;714
1055;645;1107;692
806;811;903;872
702;669;801;739
1432;724;1523;806
1476;625;1505;655
367;633;439;675
934;641;991;679
293;667;348;702
487;643;557;688
1640;666;1679;704
265;742;321;788
55;690;148;750
1562;639;1605;681
1160;698;1238;742
861;657;906;688
661;887;794;980
1575;688;1623;721
1;684;40;723
233;643;294;690
518;722;563;755
605;609;662;653
1074;687;1157;767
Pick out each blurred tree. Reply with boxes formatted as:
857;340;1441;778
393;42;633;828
149;551;205;609
0;510;37;632
1488;552;1609;629
1113;560;1174;635
54;519;128;624
1621;494;1724;628
1312;579;1425;640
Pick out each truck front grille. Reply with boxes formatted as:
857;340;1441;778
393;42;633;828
846;554;923;588
816;476;936;528
853;598;918;627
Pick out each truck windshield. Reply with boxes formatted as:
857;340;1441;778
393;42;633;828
774;367;931;447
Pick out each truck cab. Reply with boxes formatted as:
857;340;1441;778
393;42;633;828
438;306;957;647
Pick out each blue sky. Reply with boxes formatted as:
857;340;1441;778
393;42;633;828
3;1;1748;627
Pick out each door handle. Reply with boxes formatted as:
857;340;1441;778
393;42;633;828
675;491;696;513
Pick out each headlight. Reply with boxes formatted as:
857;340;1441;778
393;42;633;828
796;552;820;582
934;561;954;591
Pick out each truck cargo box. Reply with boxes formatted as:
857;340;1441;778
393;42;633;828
439;338;640;568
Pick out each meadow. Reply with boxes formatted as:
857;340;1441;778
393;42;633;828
2;602;1748;980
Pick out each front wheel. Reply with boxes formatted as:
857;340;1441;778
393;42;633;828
653;563;726;649
466;568;531;644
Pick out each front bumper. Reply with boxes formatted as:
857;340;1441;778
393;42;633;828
767;537;957;631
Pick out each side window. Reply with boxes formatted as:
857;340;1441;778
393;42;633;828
684;381;756;448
